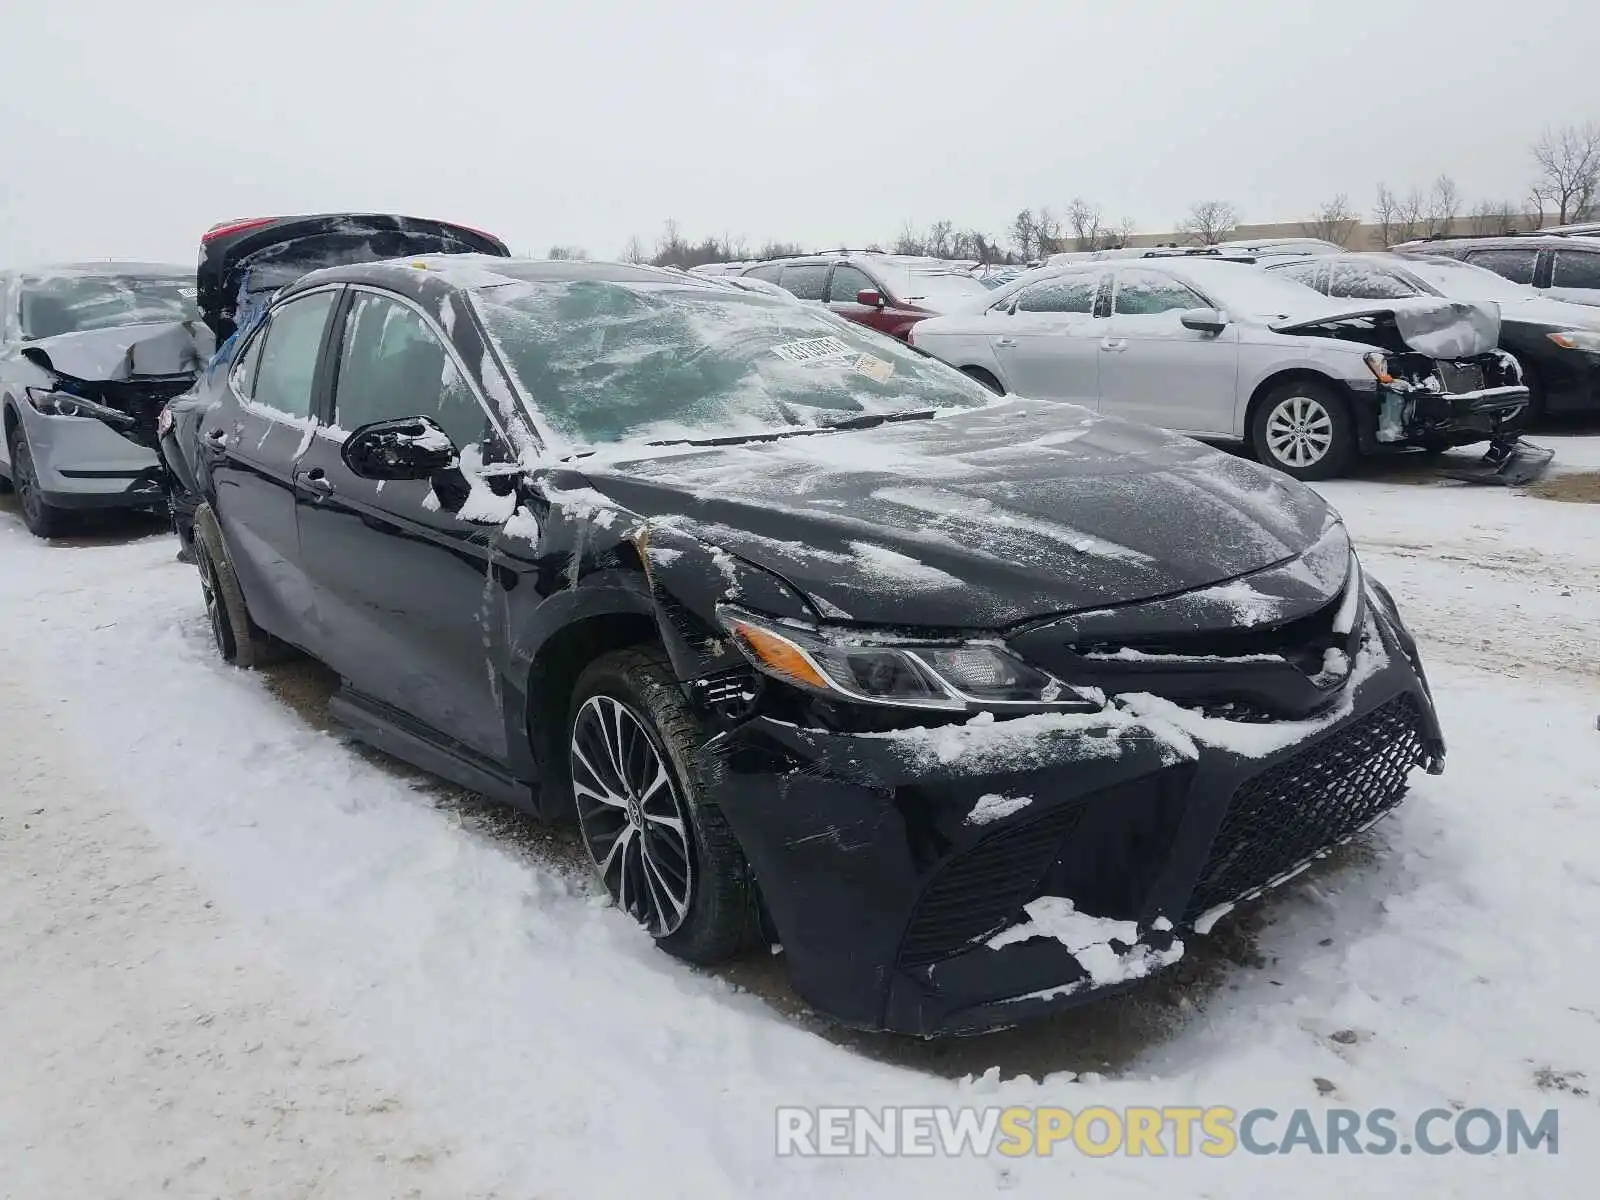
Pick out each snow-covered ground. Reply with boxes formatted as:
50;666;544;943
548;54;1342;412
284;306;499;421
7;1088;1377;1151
2;443;1597;1197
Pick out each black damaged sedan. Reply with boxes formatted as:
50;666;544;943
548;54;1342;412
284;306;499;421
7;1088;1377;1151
169;254;1445;1036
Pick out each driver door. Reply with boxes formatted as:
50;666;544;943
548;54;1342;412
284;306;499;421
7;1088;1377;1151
292;286;514;760
1097;267;1238;435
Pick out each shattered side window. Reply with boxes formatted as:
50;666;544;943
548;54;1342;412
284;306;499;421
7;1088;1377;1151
333;292;491;451
250;291;336;419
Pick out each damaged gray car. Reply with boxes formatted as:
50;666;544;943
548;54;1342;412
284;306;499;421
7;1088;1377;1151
0;264;214;536
908;258;1536;481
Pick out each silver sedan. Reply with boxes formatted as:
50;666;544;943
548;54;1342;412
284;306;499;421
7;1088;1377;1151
908;258;1527;480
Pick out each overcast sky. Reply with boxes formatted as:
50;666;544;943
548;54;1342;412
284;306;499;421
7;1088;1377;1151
2;0;1596;265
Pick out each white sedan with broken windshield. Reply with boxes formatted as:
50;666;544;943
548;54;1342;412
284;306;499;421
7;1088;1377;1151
908;258;1529;480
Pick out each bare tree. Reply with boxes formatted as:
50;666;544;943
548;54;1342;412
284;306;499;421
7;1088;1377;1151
1374;184;1400;247
755;239;805;260
892;221;926;256
1530;121;1600;224
1066;197;1104;251
1010;209;1039;260
1110;215;1138;249
546;244;589;260
1422;175;1462;238
1467;199;1521;235
1301;194;1358;246
925;219;955;259
1033;207;1064;256
1179;200;1240;245
619;234;648;264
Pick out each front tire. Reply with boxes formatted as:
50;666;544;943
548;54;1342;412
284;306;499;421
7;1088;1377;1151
568;647;757;964
192;503;278;667
1250;380;1356;481
961;366;1006;395
8;428;69;537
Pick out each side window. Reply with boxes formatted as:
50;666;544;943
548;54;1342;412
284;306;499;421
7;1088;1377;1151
779;264;830;301
743;264;782;284
1463;248;1537;285
1014;275;1098;313
230;325;267;399
1113;269;1207;315
1328;263;1421;300
828;265;876;303
333;292;490;452
1552;250;1600;289
1272;260;1327;292
250;291;337;418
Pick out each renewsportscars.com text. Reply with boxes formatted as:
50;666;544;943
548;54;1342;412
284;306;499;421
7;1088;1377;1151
775;1105;1559;1158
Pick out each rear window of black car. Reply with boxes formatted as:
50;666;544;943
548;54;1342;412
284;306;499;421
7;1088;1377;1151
1552;250;1600;289
472;278;990;446
21;274;198;338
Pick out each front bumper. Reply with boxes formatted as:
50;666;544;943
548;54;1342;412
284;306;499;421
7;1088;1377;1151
16;407;167;510
706;600;1442;1036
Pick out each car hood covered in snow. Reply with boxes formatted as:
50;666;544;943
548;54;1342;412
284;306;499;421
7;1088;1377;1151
572;400;1336;628
20;320;215;382
1272;297;1501;358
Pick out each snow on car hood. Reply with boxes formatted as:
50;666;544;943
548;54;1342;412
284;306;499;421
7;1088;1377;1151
572;400;1334;628
1272;297;1500;358
20;320;216;381
1494;294;1600;331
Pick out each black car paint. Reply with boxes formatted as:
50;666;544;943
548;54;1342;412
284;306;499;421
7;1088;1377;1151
160;214;511;554
172;257;1445;1036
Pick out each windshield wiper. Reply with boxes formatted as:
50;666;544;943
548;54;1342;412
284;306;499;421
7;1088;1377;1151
645;408;939;448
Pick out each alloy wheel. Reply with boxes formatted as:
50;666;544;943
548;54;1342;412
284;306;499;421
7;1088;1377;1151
1264;395;1334;469
196;544;234;659
570;694;695;937
11;436;42;527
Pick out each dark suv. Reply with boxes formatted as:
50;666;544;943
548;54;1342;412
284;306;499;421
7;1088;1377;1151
739;253;990;341
1395;234;1600;309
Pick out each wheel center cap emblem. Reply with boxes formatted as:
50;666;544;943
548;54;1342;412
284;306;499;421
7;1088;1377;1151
627;796;643;827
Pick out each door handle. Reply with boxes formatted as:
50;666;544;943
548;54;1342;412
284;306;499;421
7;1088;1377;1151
1100;337;1128;352
993;337;1018;348
198;427;231;459
299;468;335;497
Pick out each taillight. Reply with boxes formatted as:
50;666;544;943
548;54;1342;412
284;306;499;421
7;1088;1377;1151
202;216;278;243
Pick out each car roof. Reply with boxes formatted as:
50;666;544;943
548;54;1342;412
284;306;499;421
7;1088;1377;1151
1398;234;1600;251
14;261;190;279
282;255;741;304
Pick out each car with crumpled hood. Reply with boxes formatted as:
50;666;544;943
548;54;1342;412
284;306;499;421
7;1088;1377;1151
157;213;509;556
166;255;1446;1036
907;258;1531;480
0;263;213;536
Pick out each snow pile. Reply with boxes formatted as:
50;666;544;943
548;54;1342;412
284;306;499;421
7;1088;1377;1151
986;897;1185;991
964;792;1034;826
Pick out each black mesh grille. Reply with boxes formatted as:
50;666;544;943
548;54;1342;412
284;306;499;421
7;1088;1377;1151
1183;694;1425;923
898;804;1084;968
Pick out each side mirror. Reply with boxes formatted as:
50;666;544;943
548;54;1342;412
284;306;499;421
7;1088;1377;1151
1180;308;1229;335
342;416;458;481
855;289;885;308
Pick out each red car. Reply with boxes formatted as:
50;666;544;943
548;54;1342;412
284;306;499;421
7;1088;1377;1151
739;253;991;341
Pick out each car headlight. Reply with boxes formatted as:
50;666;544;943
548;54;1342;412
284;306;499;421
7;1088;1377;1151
24;386;134;426
1547;330;1600;353
719;608;1099;711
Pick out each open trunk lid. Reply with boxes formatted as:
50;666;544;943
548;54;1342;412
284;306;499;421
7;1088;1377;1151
197;213;510;343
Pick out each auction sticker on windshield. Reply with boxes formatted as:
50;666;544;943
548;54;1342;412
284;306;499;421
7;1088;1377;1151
853;354;895;383
771;336;854;364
